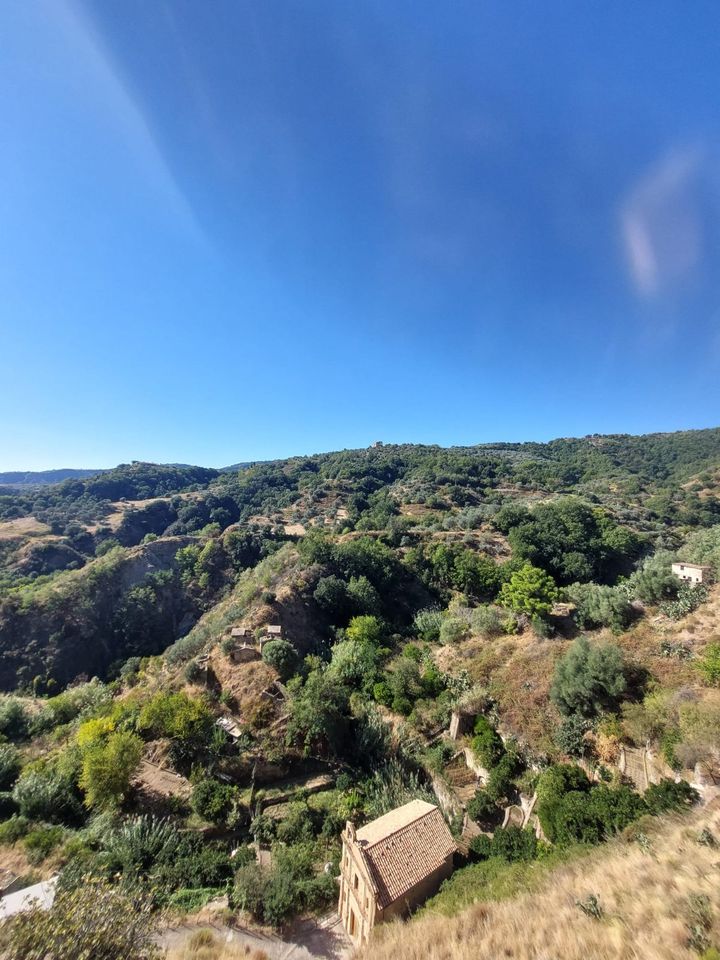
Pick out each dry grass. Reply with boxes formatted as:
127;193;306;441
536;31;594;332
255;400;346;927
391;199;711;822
362;802;720;960
166;929;269;960
0;516;51;540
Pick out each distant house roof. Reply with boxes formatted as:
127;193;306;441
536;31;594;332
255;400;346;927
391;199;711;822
265;625;282;635
353;800;456;909
231;627;252;638
672;562;710;570
0;878;57;919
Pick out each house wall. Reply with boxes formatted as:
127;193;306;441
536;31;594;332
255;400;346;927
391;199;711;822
671;563;706;584
338;836;376;947
230;646;260;664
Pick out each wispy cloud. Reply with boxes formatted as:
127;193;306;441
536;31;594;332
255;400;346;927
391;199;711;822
621;145;704;297
55;0;206;246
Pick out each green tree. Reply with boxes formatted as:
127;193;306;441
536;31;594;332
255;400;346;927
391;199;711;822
261;638;299;681
79;729;142;810
345;614;385;646
550;637;626;718
567;582;634;632
346;575;382;615
191;779;238;824
286;664;351;756
499;563;559;617
626;552;678;604
328;638;382;692
313;575;352;620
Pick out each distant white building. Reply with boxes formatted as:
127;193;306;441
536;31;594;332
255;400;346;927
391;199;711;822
671;562;710;585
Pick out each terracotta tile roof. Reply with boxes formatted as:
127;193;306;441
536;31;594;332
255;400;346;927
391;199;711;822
355;800;456;909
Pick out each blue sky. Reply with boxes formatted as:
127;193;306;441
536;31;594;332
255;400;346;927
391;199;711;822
2;1;720;469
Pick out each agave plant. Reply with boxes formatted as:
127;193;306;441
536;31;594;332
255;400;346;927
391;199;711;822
103;815;180;878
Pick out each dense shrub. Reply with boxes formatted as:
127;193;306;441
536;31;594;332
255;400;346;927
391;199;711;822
698;642;720;686
232;842;335;927
567;583;634;632
261;639;299;681
470;604;507;637
550;637;626;718
31;680;111;735
190;779;238;825
471;716;504;769
0;698;30;742
660;583;708;620
413;608;443;642
274;802;321;844
485;750;522;804
0;743;21;790
643;778;699;814
0;791;19;819
492;826;538;862
0;815;29;844
466;789;497;825
626;552;678;604
24;824;64;865
13;766;84;825
537;763;678;846
554;715;593;757
2;877;160;960
138;692;214;765
77;722;143;811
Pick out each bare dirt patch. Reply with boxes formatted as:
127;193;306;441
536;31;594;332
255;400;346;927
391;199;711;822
133;758;192;801
284;523;306;536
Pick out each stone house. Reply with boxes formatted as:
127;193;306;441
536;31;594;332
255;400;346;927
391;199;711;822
227;628;261;663
671;562;710;585
337;799;456;947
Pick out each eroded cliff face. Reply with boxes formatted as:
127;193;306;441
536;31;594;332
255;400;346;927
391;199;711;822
0;536;198;690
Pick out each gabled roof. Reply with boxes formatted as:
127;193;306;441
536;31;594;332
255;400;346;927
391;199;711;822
354;800;456;909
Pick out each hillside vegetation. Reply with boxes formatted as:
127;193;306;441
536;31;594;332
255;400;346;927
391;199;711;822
0;429;719;957
362;801;720;960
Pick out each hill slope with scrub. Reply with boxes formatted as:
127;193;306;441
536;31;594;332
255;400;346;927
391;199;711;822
0;429;720;955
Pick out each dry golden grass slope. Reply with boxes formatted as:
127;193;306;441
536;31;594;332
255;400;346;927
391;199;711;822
362;802;720;960
167;929;269;960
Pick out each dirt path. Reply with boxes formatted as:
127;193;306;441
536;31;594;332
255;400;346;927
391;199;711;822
159;913;352;960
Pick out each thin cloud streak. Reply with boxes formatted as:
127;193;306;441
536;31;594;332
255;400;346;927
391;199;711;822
621;145;704;298
60;0;207;248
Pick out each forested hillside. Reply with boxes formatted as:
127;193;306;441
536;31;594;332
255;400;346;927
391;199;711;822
1;428;719;957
